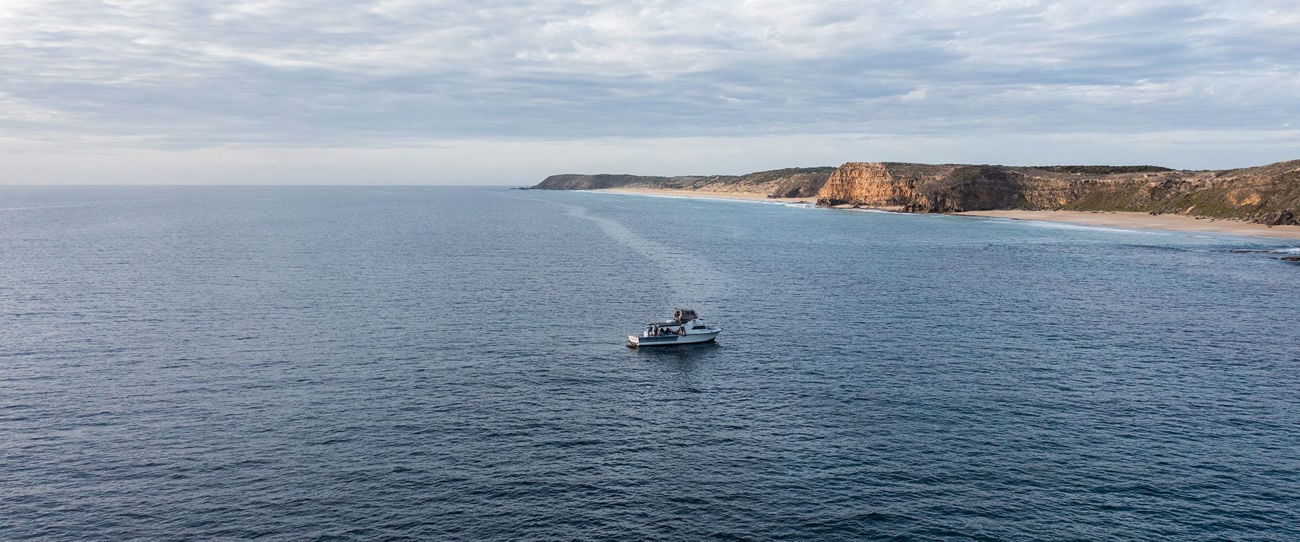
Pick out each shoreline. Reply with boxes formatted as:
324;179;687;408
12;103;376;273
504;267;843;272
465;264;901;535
591;187;813;204
589;188;1300;241
956;210;1300;240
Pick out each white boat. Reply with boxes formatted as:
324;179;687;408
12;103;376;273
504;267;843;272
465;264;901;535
627;308;722;347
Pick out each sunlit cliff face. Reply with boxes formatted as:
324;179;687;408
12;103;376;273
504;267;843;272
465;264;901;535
815;161;1300;223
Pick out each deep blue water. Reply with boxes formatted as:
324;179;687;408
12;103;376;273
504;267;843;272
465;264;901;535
2;186;1298;540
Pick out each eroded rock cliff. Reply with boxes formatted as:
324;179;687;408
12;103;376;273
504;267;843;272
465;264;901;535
815;160;1300;224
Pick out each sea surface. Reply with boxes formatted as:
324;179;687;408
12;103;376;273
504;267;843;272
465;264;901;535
2;186;1298;541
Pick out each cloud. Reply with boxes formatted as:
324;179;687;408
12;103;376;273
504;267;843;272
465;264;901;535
0;0;1297;177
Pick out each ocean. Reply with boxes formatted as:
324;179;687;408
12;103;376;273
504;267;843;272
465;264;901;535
2;186;1297;540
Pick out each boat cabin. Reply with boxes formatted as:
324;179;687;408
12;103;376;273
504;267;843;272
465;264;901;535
644;322;685;336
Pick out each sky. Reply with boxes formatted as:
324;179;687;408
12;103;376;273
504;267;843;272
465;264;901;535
1;0;1298;185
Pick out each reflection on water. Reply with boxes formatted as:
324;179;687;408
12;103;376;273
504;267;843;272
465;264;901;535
629;342;723;390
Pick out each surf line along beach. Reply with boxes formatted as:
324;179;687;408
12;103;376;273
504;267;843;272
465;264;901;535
588;188;1300;241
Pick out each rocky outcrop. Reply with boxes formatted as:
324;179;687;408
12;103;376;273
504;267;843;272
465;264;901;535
531;167;834;198
815;160;1300;224
816;162;1033;211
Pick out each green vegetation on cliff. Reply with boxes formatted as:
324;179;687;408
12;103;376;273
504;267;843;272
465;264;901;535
1031;165;1173;175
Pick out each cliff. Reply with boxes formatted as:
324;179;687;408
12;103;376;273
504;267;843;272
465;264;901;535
816;160;1300;225
531;167;835;198
530;159;1300;225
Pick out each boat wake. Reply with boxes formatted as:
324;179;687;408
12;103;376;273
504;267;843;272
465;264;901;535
555;201;733;303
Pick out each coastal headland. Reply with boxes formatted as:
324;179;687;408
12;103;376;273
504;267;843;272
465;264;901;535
530;160;1300;240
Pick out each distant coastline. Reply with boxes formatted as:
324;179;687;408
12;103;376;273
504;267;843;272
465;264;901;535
587;187;1300;240
531;159;1300;240
588;187;815;204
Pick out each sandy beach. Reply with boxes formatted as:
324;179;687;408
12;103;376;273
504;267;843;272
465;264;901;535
957;210;1300;240
592;188;1300;240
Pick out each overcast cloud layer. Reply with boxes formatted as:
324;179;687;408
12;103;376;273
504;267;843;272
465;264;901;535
2;0;1299;183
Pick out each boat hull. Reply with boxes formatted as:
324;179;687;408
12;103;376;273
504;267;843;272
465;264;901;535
627;331;720;347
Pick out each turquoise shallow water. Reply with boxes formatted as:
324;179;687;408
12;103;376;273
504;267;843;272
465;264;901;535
2;186;1298;540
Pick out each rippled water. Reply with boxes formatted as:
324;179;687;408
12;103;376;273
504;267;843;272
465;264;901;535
2;186;1298;540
